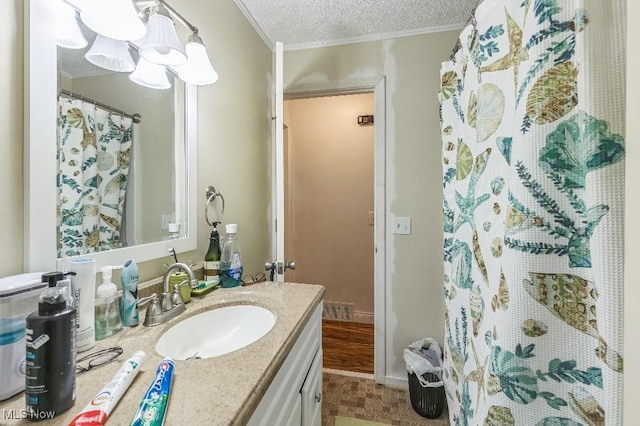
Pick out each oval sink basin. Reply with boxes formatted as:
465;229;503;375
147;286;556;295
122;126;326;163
155;305;276;360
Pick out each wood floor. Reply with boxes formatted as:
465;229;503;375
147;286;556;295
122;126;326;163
322;319;375;374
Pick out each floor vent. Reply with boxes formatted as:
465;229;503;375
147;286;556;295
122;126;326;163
323;301;354;321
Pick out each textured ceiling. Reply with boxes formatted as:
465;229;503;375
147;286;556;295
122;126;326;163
234;0;477;50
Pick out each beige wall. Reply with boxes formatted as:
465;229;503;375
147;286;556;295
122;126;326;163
1;0;272;282
284;94;375;319
181;0;272;280
0;0;23;277
625;0;639;420
285;31;459;381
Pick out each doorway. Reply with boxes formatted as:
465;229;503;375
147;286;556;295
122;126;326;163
283;93;375;375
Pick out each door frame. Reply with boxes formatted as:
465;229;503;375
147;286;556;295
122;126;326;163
281;77;387;384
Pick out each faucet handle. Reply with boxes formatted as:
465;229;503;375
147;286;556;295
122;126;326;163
138;294;162;319
172;283;185;306
137;293;157;307
174;279;192;289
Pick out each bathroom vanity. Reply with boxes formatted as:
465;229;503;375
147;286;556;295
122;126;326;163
0;282;324;425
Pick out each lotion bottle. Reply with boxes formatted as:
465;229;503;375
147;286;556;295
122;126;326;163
120;259;139;327
70;258;96;352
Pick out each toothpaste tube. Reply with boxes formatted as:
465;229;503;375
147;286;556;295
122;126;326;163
130;358;175;426
69;351;147;426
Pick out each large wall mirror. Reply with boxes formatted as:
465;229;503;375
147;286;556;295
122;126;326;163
24;0;197;272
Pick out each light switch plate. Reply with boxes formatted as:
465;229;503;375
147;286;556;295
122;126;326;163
392;217;411;235
161;214;172;230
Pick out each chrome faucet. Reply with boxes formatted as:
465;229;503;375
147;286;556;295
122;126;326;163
138;263;198;327
163;262;199;293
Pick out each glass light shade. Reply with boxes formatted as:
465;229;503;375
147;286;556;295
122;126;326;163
138;13;187;66
129;57;171;90
80;0;146;42
176;41;219;85
85;35;135;72
56;0;88;49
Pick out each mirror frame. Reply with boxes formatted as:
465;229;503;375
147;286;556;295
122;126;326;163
24;0;197;272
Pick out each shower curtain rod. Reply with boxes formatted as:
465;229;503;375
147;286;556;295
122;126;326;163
59;89;142;123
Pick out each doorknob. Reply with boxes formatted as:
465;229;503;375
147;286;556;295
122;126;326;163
265;261;295;280
265;262;276;281
276;261;296;274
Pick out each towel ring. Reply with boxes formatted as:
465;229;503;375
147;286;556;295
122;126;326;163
205;185;225;228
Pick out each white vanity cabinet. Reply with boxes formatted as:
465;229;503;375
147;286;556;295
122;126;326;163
248;302;322;426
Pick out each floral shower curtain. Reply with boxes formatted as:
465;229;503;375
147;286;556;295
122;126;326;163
439;0;625;424
57;97;133;257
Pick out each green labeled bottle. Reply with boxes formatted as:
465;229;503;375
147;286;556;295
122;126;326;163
204;227;221;283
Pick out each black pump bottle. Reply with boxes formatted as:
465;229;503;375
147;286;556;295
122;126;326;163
25;272;76;421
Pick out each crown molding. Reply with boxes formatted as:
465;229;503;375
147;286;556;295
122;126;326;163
233;0;274;50
283;23;465;51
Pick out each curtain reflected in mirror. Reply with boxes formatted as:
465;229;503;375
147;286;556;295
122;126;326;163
57;38;183;259
57;97;133;257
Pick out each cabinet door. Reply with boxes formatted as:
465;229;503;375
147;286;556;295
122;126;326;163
301;349;323;426
284;395;302;426
248;303;321;426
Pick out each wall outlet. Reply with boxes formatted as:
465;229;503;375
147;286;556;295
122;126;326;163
161;214;172;230
392;216;411;235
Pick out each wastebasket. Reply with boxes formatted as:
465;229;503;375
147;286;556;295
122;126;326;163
403;338;446;419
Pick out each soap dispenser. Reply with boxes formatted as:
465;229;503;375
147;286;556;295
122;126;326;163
95;266;122;340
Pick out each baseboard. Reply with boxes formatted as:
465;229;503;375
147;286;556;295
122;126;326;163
383;375;409;390
323;369;409;390
354;311;374;324
323;368;375;380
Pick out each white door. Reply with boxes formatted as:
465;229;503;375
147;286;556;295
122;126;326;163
268;48;386;384
268;41;293;282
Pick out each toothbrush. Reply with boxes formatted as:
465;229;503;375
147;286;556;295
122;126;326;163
169;248;178;263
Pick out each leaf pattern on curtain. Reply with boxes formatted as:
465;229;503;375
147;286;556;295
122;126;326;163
58;98;133;257
440;0;624;424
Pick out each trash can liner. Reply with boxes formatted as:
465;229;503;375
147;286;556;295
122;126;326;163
403;338;444;388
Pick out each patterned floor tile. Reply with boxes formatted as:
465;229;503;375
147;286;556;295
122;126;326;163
322;372;450;426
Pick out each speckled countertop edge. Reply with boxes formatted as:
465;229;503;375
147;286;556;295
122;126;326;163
0;281;325;425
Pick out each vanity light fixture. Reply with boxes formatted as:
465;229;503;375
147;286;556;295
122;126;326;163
174;32;219;86
80;0;147;42
138;2;187;66
56;0;87;49
59;0;218;86
129;57;172;90
85;34;136;73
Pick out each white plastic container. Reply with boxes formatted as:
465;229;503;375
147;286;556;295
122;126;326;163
70;258;97;352
0;272;47;401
